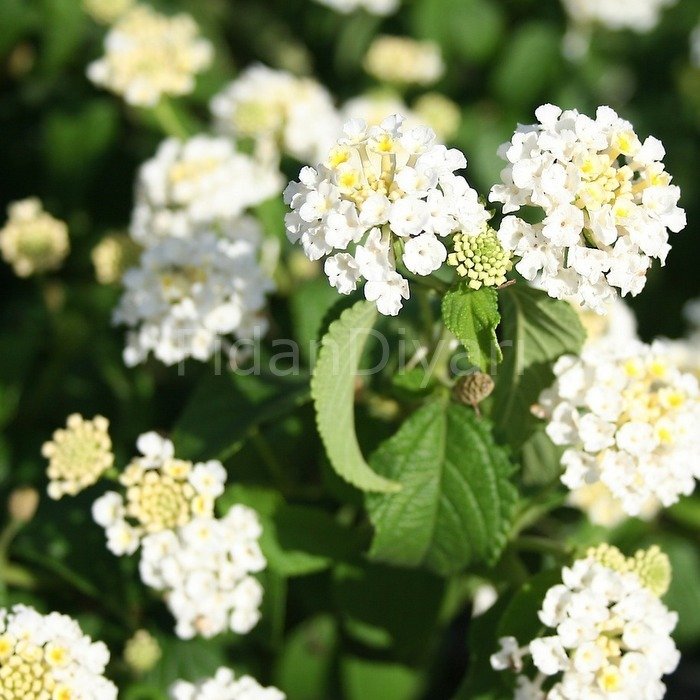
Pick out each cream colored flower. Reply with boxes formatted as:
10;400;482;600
123;629;161;674
0;198;69;277
42;414;114;499
83;0;135;24
87;5;213;107
92;232;140;284
413;92;461;141
363;35;444;86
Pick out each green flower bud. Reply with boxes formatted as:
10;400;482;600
124;629;161;675
447;226;512;290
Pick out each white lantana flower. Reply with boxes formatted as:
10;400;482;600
170;667;284;700
0;604;117;699
284;114;489;315
210;64;341;165
131;136;282;245
0;198;69;277
140;506;266;640
539;340;700;516
561;0;676;33
491;547;679;700
363;36;444;86
87;5;212;107
312;0;398;16
91;433;227;555
114;219;272;366
490;104;686;313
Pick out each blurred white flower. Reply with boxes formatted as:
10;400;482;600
312;0;398;16
170;666;284;700
0;604;117;699
490;105;685;313
363;35;444;86
87;5;213;106
492;546;679;699
114;220;273;366
562;0;676;33
0;198;69;277
284;114;489;315
82;0;134;24
210;64;341;165
131;135;282;245
539;340;700;516
140;505;266;640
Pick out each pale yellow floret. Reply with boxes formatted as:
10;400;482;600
91;232;140;285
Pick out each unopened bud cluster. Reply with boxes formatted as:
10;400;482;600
447;226;512;290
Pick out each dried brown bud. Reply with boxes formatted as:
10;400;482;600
453;372;495;412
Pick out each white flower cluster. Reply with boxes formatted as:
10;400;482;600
0;604;117;699
140;506;266;639
561;0;676;33
92;432;226;555
312;0;399;16
491;550;679;699
130;136;282;245
490;104;686;313
363;35;444;86
210;64;340;165
171;667;284;700
539;340;700;516
115;135;278;365
87;4;213;107
284;114;489;315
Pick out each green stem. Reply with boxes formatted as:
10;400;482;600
249;427;292;494
513;535;571;559
424;325;454;387
0;519;22;558
151;98;190;140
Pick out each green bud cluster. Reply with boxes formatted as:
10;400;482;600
447;226;512;290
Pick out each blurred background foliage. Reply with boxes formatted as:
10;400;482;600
1;0;700;698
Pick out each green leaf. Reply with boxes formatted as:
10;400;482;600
311;300;401;493
520;428;565;486
340;656;423;700
219;485;362;577
491;22;562;106
333;562;445;661
442;286;502;372
366;401;517;575
171;372;309;461
274;616;338;700
491;284;585;450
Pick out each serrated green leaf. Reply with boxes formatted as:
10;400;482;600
366;401;517;575
442;286;502;372
491;284;585;450
311;300;400;493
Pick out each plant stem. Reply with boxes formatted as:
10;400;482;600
249;427;292;494
513;535;571;559
152;98;190;140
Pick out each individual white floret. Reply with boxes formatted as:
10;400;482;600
284;114;489;315
562;0;676;33
490;105;685;313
